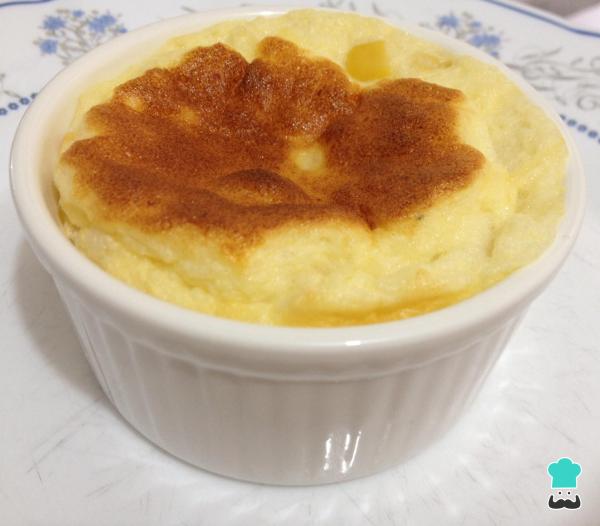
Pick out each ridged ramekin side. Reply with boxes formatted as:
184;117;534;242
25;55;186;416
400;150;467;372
55;280;521;485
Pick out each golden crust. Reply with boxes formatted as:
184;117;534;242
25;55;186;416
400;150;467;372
61;36;484;245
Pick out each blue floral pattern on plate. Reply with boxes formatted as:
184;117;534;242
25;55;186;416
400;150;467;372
432;11;504;57
34;8;126;65
0;73;35;116
0;7;126;117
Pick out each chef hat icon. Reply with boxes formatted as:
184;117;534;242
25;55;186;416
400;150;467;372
548;458;581;488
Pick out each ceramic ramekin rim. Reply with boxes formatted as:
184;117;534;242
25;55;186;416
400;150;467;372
10;5;586;361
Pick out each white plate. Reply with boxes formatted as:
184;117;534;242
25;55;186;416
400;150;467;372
1;0;599;524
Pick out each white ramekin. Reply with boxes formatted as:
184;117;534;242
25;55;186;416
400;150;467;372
10;7;585;485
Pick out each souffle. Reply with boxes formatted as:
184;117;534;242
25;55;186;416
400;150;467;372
54;10;567;326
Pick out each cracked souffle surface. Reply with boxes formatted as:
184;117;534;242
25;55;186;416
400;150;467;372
55;9;566;326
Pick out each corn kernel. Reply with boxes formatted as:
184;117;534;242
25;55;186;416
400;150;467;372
346;40;391;81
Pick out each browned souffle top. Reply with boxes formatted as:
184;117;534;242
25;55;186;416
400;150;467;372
61;37;485;245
